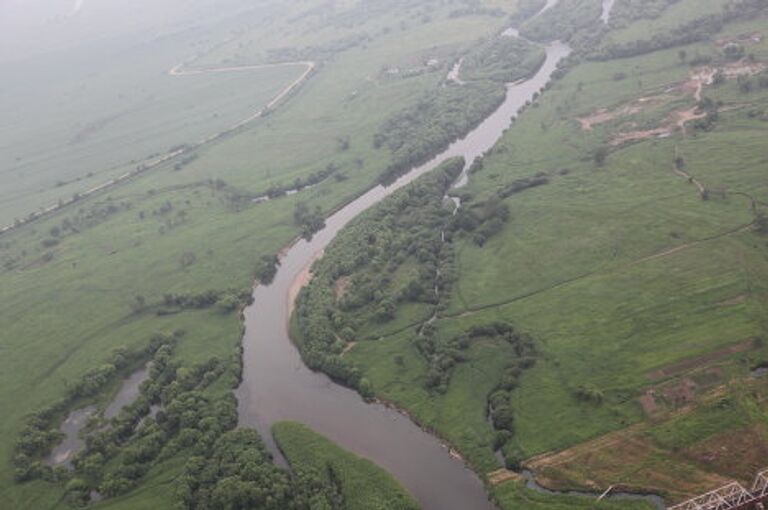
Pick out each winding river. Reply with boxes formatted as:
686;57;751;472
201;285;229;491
235;21;571;510
42;2;657;508
41;0;627;505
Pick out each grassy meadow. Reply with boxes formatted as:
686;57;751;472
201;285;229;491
272;422;420;510
0;0;524;508
303;3;768;506
3;0;768;508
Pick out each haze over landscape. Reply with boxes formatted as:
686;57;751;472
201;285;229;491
2;0;768;509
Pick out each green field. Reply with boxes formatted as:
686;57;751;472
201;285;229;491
4;0;768;508
295;2;768;506
0;0;524;508
272;422;420;510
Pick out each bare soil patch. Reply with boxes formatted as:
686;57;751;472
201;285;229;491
647;338;756;381
340;341;357;357
525;426;731;503
716;294;748;307
610;126;672;145
640;369;725;416
334;275;352;301
715;32;763;49
488;469;523;486
579;59;766;146
684;426;768;484
576;95;669;131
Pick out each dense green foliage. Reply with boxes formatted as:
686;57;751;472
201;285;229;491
6;0;768;507
374;84;505;183
13;332;182;484
609;0;682;27
295;158;464;392
14;332;257;507
520;0;603;42
177;428;346;510
509;0;547;24
592;0;768;59
461;36;546;83
294;202;327;240
273;422;420;510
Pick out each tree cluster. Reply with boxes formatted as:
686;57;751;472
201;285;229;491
12;332;182;484
484;325;537;468
374;83;504;183
449;196;511;246
176;429;349;510
294;202;326;240
461;34;547;84
519;0;603;43
294;159;464;395
590;0;768;61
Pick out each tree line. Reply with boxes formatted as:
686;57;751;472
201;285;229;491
294;159;465;395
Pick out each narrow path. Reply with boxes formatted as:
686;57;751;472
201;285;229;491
169;60;316;134
446;58;466;85
672;145;706;195
444;220;753;321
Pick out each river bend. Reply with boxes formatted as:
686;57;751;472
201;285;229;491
235;38;570;510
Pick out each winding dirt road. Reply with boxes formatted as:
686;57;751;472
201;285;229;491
0;59;316;237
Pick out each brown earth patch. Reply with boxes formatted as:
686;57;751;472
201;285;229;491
578;108;615;130
488;469;524;486
641;369;725;416
610;126;672;146
647;338;756;381
577;95;670;131
717;294;748;307
525;426;731;503
334;275;351;301
640;391;660;415
339;341;357;357
673;106;707;130
602;59;766;145
715;32;763;48
684;426;768;484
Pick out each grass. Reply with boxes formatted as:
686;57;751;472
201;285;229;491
0;18;304;225
0;0;521;507
272;422;419;510
349;325;513;473
493;480;656;509
318;10;768;505
3;1;768;508
605;0;732;45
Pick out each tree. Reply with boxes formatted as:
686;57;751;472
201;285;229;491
255;254;279;284
132;295;146;313
755;210;768;234
358;377;374;400
216;294;240;313
593;147;608;167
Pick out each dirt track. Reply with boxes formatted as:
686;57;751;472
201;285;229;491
0;58;316;238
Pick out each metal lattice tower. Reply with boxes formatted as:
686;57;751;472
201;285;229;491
752;470;768;500
669;482;754;510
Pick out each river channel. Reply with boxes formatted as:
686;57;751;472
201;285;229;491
235;17;572;510
43;3;578;508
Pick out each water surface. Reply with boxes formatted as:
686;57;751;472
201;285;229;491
236;40;571;510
